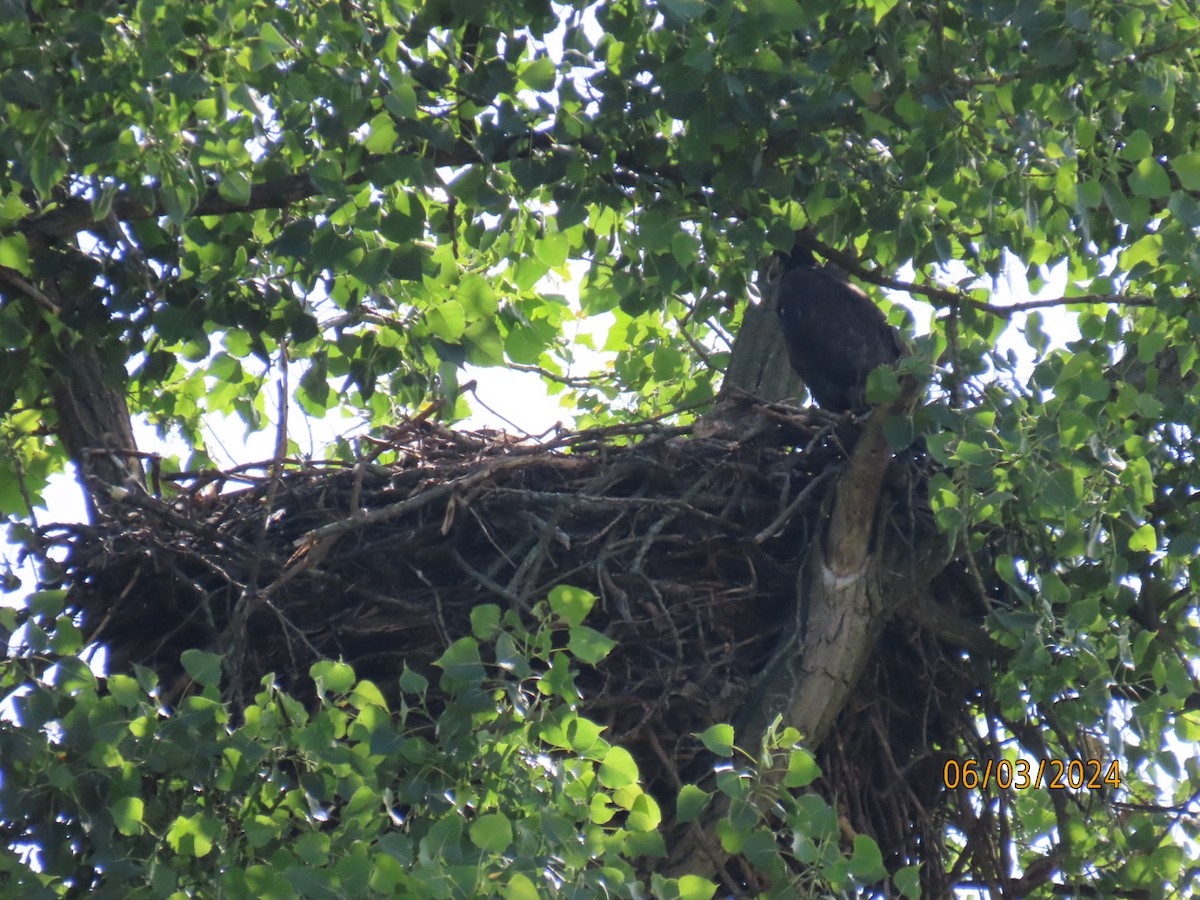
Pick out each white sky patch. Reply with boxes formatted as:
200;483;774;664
884;256;1081;398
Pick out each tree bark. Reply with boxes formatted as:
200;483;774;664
48;336;141;520
33;248;141;520
736;379;922;748
720;278;804;402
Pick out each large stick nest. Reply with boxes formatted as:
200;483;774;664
52;401;983;888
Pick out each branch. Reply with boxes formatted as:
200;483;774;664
895;581;1001;657
803;234;1162;317
18;172;325;242
825;377;923;579
970;292;1158;317
12;127;678;243
0;266;62;314
506;362;607;389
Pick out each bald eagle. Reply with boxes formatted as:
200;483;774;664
773;245;902;413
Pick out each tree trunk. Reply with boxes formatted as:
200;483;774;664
720;274;805;402
48;338;141;519
35;244;142;520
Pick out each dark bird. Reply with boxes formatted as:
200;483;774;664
772;244;902;413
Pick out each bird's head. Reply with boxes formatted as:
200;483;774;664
760;243;818;291
784;244;817;269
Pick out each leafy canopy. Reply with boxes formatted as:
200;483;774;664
2;0;1200;896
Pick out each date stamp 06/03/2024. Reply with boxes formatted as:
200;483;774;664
943;758;1122;792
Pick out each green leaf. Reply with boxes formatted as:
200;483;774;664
350;679;388;709
865;365;901;404
567;625;616;664
623;829;667;858
0;234;32;276
434;636;485;688
548;584;597;627
470;813;513;853
675;784;710;823
868;0;901;24
1077;179;1103;208
166;813;219;857
399;664;428;695
419;816;463;864
1119;233;1162;269
390;244;427;280
565;715;605;753
1120;129;1152;160
783;747;821;787
741;829;780;870
1172;151;1200;190
295;832;330;866
470;604;501;640
218;171;252;204
0;194;31;227
29;151;67;197
598;745;639;788
675;874;718;900
160;183;195;226
1167;190;1200;227
760;0;804;27
456;274;498;317
533;231;570;268
106;673;145;710
258;22;291;54
388;84;417;119
696;723;734;757
1128;523;1157;552
520;57;557;92
1128;158;1170;198
112;797;145;836
28;589;67;617
670;230;698;267
309;159;345;195
242;863;291;897
50;618;83;654
180;649;225;688
311;659;356;694
848;834;886;882
427;300;466;340
364;113;399;153
503;873;540;900
895;864;922;897
660;0;705;21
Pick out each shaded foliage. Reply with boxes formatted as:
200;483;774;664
2;579;916;898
